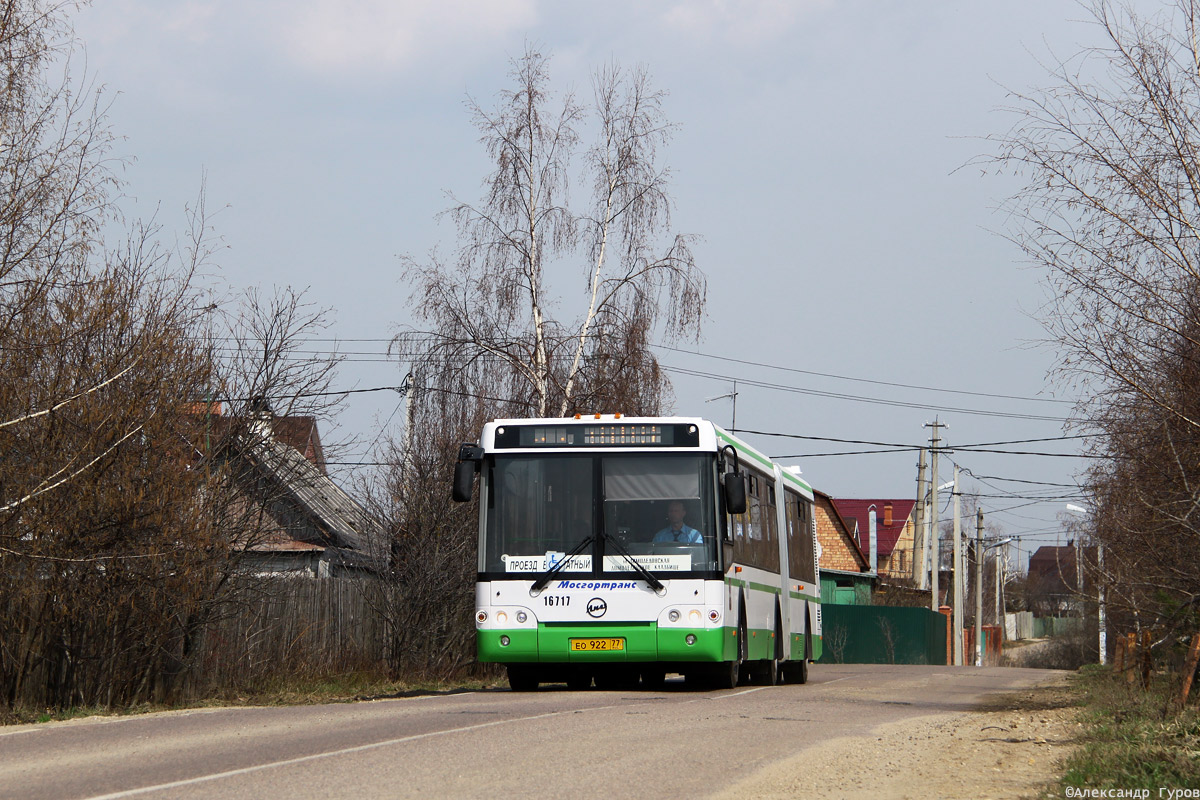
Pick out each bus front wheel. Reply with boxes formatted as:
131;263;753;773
507;666;539;692
707;659;739;690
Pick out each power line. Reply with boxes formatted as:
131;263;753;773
663;365;1070;422
962;473;1081;488
655;344;1074;405
199;337;1078;422
739;427;1096;449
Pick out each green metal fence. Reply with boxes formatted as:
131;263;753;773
818;605;948;665
1031;616;1083;638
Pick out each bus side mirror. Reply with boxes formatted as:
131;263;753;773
723;472;747;515
452;443;484;503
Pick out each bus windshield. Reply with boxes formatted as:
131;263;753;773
483;453;718;575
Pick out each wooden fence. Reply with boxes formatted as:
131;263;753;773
197;578;392;687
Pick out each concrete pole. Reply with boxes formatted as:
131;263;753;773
926;421;943;612
995;546;1003;625
975;509;984;667
914;449;927;588
952;465;963;666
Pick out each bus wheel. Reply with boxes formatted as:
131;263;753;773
752;658;778;686
782;658;808;685
507;666;539;692
708;659;739;690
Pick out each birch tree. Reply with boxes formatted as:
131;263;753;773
377;49;705;678
400;47;705;419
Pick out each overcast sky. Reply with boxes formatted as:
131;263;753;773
72;0;1129;564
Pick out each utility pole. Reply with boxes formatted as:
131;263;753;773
925;420;946;612
914;449;927;588
995;545;1004;629
398;370;416;485
975;508;984;667
952;465;963;666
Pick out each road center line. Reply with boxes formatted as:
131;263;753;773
80;701;627;800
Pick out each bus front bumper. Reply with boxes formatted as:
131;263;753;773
478;623;734;664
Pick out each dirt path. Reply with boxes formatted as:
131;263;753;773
714;673;1079;799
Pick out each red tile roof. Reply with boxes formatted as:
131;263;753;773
830;499;916;557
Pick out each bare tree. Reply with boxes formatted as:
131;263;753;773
992;0;1200;644
373;50;706;678
400;46;705;419
0;1;354;711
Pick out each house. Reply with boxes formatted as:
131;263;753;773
189;403;384;578
830;498;917;581
1027;543;1094;615
814;489;874;604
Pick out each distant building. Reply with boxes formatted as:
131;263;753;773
1027;542;1094;615
831;498;916;581
814;489;874;604
188;404;383;578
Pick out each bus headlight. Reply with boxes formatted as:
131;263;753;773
668;609;680;622
689;609;702;624
476;611;487;624
496;611;508;624
500;635;511;647
685;634;697;646
516;610;528;623
708;609;720;623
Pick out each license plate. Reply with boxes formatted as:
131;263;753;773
569;637;625;652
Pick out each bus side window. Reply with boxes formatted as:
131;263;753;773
763;482;779;571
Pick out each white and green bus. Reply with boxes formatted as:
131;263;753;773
452;416;821;691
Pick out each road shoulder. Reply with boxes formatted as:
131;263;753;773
712;672;1079;800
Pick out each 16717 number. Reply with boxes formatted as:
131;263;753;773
543;595;570;607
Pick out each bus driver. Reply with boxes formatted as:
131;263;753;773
651;500;702;544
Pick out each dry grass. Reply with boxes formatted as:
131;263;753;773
1047;665;1200;793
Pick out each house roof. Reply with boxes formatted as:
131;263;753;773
270;416;327;473
240;430;380;552
830;498;916;558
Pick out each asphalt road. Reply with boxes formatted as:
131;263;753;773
0;665;1064;800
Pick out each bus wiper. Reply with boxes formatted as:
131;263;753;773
602;533;665;593
531;536;593;593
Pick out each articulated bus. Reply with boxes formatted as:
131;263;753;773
452;416;821;691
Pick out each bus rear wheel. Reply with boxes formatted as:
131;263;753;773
507;666;539;692
782;658;808;684
751;658;779;685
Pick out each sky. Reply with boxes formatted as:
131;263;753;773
70;0;1127;568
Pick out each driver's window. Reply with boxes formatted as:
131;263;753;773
603;456;703;547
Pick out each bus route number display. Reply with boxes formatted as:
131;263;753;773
494;423;700;448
